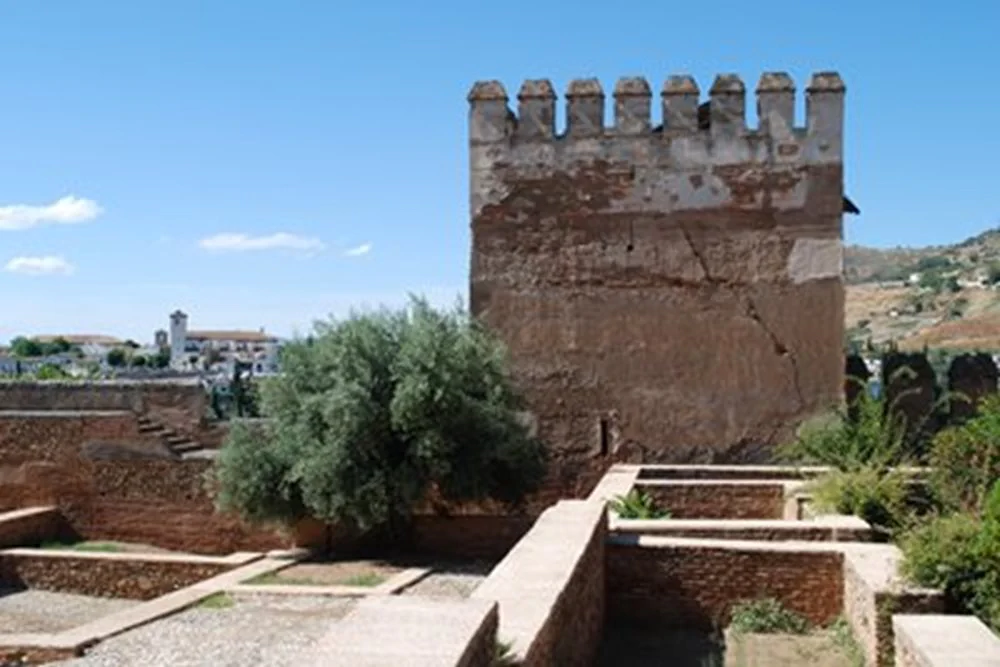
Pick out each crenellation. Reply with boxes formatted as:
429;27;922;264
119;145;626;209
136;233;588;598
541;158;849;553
468;72;845;168
516;79;556;140
708;74;746;136
756;72;796;138
805;72;845;162
662;75;700;132
566;78;605;137
613;77;652;134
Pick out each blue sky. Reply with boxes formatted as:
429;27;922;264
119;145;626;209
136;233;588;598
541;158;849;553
1;1;997;343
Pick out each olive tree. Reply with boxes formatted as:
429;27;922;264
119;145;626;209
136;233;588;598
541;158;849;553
213;296;547;544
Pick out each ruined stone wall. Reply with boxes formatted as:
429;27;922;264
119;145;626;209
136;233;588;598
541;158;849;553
469;72;846;484
0;380;209;434
0;413;289;554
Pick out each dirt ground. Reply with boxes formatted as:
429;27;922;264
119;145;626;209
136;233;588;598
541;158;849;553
262;559;403;586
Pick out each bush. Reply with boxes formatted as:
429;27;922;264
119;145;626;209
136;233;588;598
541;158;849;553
609;489;670;519
807;466;911;535
728;598;810;635
929;396;1000;514
212;297;548;545
901;505;1000;632
778;387;910;472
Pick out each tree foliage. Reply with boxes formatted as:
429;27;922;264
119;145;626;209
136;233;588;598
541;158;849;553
213;297;547;542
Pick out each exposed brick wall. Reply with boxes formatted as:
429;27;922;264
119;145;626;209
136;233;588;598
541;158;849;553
0;551;233;600
606;537;843;630
0;646;78;666
472;500;607;667
0;412;149;466
0;413;290;554
638;481;787;519
0;507;71;548
411;515;536;561
468;73;847;483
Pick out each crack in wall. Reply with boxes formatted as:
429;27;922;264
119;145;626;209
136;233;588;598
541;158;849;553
678;223;722;284
744;297;806;413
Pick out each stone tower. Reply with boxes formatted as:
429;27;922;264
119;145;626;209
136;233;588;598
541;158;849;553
168;309;188;367
468;72;846;489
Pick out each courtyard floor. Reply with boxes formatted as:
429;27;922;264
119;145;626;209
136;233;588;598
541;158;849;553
0;588;137;635
52;593;357;667
397;559;494;598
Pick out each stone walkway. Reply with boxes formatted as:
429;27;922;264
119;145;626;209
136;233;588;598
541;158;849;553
53;594;355;667
398;560;494;599
0;589;137;635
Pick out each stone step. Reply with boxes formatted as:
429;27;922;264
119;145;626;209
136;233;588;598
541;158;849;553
171;442;203;453
163;434;189;444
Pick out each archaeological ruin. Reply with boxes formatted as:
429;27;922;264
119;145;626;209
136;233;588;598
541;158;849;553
0;71;997;666
469;71;846;487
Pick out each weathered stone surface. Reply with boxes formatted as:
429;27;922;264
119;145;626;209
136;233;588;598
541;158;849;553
469;73;846;487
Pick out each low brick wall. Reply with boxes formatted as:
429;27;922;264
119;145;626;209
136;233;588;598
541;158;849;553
472;500;607;667
305;596;498;667
842;546;945;667
893;614;1000;666
635;480;790;519
412;515;536;560
610;516;872;542
0;507;72;548
0;549;248;600
606;535;844;630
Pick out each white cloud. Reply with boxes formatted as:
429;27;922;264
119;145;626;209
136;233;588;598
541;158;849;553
198;232;325;253
343;242;372;257
0;196;103;231
4;256;75;276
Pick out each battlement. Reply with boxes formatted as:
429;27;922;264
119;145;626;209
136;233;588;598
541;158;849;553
468;72;844;166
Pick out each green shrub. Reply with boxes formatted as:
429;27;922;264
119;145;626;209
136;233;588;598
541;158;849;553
213;296;548;546
901;507;1000;632
929;396;1000;514
728;598;810;635
609;489;670;519
778;387;911;472
807;466;911;534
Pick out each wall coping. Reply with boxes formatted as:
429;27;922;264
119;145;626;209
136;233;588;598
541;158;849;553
0;410;134;418
0;548;260;566
0;507;59;523
0;379;202;387
634;478;803;488
609;533;854;554
586;465;641;503
304;596;498;667
609;515;870;532
893;614;1000;666
841;544;941;596
472;499;606;659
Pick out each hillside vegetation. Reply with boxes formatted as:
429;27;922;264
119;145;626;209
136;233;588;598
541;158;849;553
844;227;1000;352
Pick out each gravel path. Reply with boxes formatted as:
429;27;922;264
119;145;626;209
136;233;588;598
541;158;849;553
54;594;355;667
398;560;494;598
0;589;137;634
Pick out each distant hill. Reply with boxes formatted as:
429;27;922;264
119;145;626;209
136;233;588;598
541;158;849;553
844;227;1000;352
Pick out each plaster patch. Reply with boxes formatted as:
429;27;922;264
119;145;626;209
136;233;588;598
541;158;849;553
787;238;842;284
